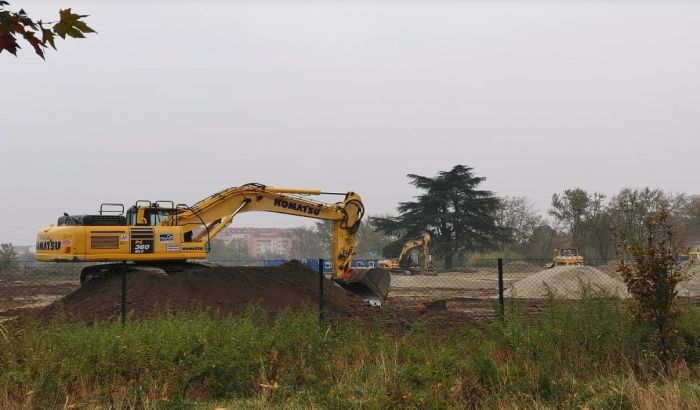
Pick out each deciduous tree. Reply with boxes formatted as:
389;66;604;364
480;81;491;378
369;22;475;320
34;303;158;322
206;239;250;262
609;187;685;247
549;188;614;259
289;227;325;259
495;196;543;250
614;203;685;361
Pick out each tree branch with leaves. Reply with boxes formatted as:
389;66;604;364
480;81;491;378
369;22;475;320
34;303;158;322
0;1;95;58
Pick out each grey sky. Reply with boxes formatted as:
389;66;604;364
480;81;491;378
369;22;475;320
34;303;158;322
2;1;699;245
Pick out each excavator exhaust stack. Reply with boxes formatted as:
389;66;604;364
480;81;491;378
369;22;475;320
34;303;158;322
338;267;391;306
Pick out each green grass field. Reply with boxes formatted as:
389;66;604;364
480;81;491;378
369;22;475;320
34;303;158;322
3;297;700;409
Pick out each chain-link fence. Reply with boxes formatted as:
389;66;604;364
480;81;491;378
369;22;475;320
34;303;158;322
387;258;700;319
3;259;700;322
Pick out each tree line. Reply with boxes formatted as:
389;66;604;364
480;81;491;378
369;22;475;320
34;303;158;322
205;165;700;268
373;165;700;268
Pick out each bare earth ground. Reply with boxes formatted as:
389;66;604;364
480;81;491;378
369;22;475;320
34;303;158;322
3;267;699;326
388;271;542;324
0;269;529;324
0;279;79;322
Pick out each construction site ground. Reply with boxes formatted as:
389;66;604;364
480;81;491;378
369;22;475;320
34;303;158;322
3;263;700;330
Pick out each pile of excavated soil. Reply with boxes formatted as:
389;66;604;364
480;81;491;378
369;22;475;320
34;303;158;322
597;261;623;280
36;261;373;323
507;266;629;299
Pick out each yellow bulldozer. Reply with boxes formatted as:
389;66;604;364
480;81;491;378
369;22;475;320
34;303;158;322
35;183;391;303
544;248;584;269
378;232;435;275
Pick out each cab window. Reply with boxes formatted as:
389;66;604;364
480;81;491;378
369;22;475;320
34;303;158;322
147;210;172;226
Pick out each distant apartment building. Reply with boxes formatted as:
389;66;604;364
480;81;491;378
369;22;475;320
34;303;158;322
217;227;294;258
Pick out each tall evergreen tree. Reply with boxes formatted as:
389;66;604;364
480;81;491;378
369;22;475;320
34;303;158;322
373;165;503;269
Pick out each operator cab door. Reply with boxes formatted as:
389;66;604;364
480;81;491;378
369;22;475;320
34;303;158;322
126;201;182;257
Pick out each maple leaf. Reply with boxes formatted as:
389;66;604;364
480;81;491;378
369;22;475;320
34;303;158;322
21;29;43;58
53;8;95;39
16;9;37;30
41;27;55;50
0;31;19;56
0;9;21;32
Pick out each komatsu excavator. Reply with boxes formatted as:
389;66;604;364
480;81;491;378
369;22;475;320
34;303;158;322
35;183;390;303
378;232;435;275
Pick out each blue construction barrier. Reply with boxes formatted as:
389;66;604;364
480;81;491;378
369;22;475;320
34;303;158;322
263;258;379;274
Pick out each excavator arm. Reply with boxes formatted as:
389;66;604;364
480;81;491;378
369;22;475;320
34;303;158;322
165;183;389;301
397;239;423;267
167;183;363;280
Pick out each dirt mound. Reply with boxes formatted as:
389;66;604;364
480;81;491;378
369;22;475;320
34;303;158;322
37;261;372;323
507;266;629;299
595;261;623;280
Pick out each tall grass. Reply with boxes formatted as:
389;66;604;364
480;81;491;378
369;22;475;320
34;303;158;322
2;297;700;408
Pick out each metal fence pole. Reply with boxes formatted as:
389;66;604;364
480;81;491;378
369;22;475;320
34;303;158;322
120;262;127;325
498;258;505;319
318;258;324;324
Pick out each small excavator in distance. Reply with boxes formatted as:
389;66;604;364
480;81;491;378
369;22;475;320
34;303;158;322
378;232;435;275
35;183;390;303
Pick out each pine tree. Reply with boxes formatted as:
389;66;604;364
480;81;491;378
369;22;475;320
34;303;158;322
373;165;504;269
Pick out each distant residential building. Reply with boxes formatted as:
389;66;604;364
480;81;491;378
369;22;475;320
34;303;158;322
218;227;294;258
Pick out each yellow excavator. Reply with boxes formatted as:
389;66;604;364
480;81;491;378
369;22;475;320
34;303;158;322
544;248;584;269
378;232;435;275
35;183;390;303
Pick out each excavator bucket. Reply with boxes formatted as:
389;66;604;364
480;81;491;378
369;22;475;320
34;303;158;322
338;268;391;305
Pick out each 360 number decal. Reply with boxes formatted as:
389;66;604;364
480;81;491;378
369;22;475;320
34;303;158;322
131;240;154;254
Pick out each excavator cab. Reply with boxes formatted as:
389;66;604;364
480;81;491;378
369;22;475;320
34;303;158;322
125;201;177;226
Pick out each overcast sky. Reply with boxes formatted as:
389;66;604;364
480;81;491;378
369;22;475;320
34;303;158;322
2;1;699;245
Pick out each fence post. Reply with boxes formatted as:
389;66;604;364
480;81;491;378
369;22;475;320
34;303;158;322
318;258;325;324
498;258;504;319
120;262;127;325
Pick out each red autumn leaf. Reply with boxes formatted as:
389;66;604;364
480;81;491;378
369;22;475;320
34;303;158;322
20;29;43;58
0;31;19;56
